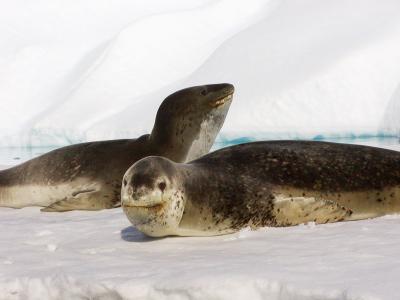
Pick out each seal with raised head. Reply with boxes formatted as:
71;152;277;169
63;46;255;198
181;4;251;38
0;83;234;212
122;140;400;237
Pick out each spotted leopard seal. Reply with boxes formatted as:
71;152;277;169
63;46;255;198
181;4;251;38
0;83;234;212
122;140;400;237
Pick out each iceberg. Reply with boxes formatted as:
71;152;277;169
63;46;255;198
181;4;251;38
1;0;400;147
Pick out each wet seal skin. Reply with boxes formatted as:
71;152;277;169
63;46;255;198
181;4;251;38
122;140;400;237
0;84;234;212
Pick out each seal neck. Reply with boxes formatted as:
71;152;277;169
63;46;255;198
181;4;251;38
148;126;189;162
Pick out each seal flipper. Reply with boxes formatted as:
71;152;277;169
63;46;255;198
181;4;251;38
41;190;119;212
273;196;353;226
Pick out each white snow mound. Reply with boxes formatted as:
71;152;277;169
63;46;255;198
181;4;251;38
2;0;400;146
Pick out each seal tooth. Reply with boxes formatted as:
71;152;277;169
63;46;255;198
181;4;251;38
210;94;233;107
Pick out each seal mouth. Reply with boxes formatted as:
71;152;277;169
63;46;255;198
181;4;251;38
209;93;233;108
123;203;164;211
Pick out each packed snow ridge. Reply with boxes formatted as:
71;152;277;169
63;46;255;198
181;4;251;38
1;0;400;147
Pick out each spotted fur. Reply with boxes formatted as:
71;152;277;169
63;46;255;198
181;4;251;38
122;141;400;237
0;84;234;211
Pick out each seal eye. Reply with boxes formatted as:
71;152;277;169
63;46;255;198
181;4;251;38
158;182;166;192
200;89;207;96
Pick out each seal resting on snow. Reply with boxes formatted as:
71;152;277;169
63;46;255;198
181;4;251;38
0;84;234;212
122;140;400;237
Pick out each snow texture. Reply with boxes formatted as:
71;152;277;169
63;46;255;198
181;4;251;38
2;0;400;298
0;142;400;300
1;205;400;300
2;0;400;147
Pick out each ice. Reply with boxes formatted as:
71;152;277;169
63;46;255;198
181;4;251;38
0;0;210;138
2;0;400;147
0;0;272;147
46;244;58;252
35;230;53;237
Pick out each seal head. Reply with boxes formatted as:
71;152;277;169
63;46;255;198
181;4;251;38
122;156;185;237
150;83;234;162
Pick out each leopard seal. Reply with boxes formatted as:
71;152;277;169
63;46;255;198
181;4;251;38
122;140;400;237
0;83;234;212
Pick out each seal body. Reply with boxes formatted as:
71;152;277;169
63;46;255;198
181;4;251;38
0;84;234;211
122;141;400;237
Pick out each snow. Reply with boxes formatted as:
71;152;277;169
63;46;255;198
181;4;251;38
2;0;400;298
2;0;400;147
1;207;400;300
1;141;400;300
0;0;272;147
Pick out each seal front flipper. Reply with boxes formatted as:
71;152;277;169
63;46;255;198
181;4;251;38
41;190;118;212
273;195;353;226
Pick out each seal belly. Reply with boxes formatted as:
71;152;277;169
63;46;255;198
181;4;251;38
0;178;101;209
0;184;65;208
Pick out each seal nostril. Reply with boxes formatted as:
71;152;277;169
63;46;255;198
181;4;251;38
123;178;127;186
158;182;166;192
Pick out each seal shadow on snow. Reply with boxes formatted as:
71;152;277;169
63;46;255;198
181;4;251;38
120;226;162;243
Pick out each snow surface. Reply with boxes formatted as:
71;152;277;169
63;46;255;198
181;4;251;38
2;0;400;298
0;141;400;300
2;0;400;147
1;204;400;300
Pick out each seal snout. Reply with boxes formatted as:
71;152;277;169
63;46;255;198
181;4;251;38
206;83;234;108
121;161;171;209
209;93;233;108
121;179;163;208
